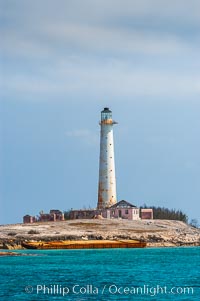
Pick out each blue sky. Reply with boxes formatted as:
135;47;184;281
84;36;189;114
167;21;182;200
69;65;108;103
1;0;200;224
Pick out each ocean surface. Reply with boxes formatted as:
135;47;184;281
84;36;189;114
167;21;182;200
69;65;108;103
0;247;199;300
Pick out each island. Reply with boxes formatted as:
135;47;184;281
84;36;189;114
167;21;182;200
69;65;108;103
0;219;199;250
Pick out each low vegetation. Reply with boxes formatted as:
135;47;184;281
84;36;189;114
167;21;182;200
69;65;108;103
7;232;17;236
28;229;40;234
189;219;199;228
68;222;100;227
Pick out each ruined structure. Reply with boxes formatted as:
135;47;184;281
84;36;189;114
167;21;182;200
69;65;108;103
102;200;140;220
140;208;153;219
23;215;36;224
23;210;64;223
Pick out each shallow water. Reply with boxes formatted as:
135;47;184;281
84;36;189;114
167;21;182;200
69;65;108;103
0;247;199;300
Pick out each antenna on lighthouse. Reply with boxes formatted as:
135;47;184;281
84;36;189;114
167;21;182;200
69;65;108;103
97;107;117;209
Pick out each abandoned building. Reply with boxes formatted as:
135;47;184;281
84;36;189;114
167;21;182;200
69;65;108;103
140;208;154;219
101;200;140;220
69;209;98;220
23;215;37;224
23;209;64;224
39;210;64;222
69;200;152;221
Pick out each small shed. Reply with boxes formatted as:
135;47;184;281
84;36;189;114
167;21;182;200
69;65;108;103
140;209;153;219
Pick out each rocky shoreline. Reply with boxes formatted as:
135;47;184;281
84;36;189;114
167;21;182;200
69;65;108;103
0;251;34;256
0;219;199;250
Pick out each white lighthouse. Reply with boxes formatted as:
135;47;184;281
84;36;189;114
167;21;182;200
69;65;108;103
97;107;117;209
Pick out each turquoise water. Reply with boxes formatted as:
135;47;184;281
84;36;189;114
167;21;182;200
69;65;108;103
0;247;199;300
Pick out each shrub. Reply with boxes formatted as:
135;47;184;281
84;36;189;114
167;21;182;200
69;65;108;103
7;232;17;236
28;229;40;234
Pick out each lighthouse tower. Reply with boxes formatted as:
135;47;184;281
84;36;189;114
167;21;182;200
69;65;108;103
97;108;117;209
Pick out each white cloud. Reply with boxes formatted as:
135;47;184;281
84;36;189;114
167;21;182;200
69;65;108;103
65;129;99;146
2;0;200;60
3;56;200;101
42;23;193;56
1;0;200;102
2;0;200;26
2;9;197;60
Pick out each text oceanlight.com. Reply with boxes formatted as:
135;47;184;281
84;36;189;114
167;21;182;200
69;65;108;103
25;284;194;296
